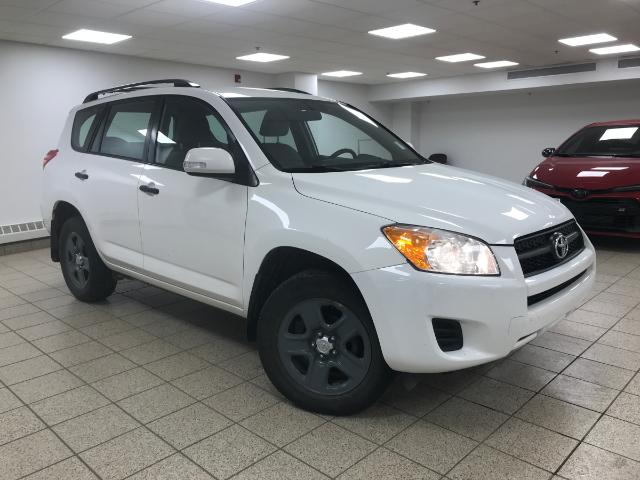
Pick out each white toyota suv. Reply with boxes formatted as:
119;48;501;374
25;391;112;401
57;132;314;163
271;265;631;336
42;79;596;414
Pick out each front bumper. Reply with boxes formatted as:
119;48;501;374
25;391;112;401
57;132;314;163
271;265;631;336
351;238;596;373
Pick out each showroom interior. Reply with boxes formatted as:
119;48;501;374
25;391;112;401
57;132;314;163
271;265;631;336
1;0;640;479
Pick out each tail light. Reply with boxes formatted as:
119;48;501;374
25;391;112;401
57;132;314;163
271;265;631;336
43;149;59;169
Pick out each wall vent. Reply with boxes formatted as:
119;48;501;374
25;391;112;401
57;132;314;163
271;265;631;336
507;63;596;80
0;221;47;244
619;57;640;69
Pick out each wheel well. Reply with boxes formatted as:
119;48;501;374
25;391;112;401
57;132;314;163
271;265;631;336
246;247;365;341
50;201;82;262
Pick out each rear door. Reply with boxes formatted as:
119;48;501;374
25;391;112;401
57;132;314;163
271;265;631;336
73;97;158;270
137;95;248;308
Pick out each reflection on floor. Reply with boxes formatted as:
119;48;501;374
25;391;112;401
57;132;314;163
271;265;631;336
0;237;639;479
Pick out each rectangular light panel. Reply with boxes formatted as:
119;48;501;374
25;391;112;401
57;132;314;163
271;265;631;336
369;23;435;40
559;33;617;47
236;53;290;62
62;29;131;45
436;53;485;63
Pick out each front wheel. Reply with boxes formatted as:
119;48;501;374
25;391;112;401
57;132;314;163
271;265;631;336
59;216;116;302
258;271;392;415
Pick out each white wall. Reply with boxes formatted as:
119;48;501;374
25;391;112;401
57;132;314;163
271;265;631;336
418;81;640;182
0;41;386;230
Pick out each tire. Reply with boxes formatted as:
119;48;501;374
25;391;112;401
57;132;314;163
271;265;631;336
258;270;392;415
58;216;116;302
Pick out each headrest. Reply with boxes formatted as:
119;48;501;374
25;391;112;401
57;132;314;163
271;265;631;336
259;109;290;137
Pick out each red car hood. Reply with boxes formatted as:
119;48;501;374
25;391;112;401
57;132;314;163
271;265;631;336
532;156;640;189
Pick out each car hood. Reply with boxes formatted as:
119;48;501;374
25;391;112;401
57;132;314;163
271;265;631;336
292;163;572;245
531;156;640;190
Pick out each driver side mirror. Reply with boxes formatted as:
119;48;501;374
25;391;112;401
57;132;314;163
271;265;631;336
542;147;556;158
184;147;235;178
429;153;448;164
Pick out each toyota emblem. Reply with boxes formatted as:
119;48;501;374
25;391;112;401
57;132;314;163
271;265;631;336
551;232;569;260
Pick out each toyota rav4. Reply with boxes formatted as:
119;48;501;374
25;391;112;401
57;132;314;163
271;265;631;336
41;79;596;414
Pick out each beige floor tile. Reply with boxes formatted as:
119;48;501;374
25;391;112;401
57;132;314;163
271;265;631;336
23;456;98;480
459;377;533;414
189;338;252;364
10;369;83;404
563;357;634;390
531;332;592;356
171;365;243;399
586;415;640;461
127;453;213;480
285;423;376;477
80;427;174;480
559;443;640;480
0;342;41;367
120;339;181;365
581;343;640;370
426;396;508;441
49;341;113;368
485;359;556;391
599;330;640;353
486;417;578;471
567;309;619;329
0;387;23;413
0;406;45;446
448;445;552;480
203;382;280;421
510;344;575;373
63;311;116;329
549;319;607;341
17;319;72;341
147;403;231;450
184;425;276;480
0;331;24;349
31;385;110;426
32;330;91;353
218;350;264;380
333;402;415;444
386;420;477;474
53;404;140;452
91;367;164;402
79;319;135;340
542;374;618;412
241;402;325;447
516;394;600;439
69;353;136;383
234;450;329;480
0;355;62;385
144;351;209;381
117;383;194;424
607;392;640;425
581;299;634;318
626;373;640;396
614;317;640;336
0;430;72;480
337;448;438;480
382;380;451;417
0;303;41;322
98;328;157;352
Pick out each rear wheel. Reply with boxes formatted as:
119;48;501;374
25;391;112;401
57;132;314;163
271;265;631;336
59;217;116;302
258;271;392;415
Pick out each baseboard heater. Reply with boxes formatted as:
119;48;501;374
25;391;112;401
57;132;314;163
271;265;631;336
0;221;48;245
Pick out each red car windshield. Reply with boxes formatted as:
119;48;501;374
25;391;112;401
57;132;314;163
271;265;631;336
557;125;640;158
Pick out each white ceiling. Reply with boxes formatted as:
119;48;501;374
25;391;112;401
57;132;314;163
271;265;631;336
1;0;639;84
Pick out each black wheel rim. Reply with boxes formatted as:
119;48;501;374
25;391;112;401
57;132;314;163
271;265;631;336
277;298;372;396
64;232;90;289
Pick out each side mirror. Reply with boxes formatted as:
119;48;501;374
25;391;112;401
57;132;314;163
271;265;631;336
542;147;556;158
429;153;448;164
184;147;235;178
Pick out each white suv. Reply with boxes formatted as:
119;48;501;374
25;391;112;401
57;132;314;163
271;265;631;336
42;79;596;414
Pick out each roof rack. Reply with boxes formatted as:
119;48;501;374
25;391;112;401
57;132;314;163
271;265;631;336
269;87;311;95
83;79;200;103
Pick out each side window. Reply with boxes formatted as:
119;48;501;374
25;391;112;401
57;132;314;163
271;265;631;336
71;107;101;151
155;97;231;171
308;113;391;160
99;99;155;161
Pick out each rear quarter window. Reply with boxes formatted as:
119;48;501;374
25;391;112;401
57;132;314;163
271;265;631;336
71;107;101;151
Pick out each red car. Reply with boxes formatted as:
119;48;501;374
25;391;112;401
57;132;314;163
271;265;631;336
525;120;640;239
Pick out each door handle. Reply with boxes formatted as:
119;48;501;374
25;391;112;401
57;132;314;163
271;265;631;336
139;184;160;195
74;171;89;180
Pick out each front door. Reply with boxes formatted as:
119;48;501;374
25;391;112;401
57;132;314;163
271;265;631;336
137;95;248;308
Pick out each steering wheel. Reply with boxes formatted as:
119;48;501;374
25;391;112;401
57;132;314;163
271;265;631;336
328;148;357;159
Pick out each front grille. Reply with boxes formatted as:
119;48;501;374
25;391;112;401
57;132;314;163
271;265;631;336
557;198;640;233
527;270;587;307
432;318;463;352
514;220;584;277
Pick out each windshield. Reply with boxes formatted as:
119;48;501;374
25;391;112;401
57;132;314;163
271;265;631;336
227;98;428;172
557;125;640;158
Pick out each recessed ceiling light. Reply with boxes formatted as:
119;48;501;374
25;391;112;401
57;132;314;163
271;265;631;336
590;44;640;55
236;52;290;62
62;29;131;45
321;70;363;77
559;33;617;47
202;0;257;6
368;23;436;40
474;60;519;69
436;53;485;63
387;72;428;79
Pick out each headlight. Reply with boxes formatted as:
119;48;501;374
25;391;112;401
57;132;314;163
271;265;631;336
383;225;500;275
523;176;553;189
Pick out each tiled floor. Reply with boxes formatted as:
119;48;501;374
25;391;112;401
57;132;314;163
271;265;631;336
1;241;640;480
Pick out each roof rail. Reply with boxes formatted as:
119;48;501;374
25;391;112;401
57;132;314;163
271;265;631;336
83;79;200;103
268;87;311;95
